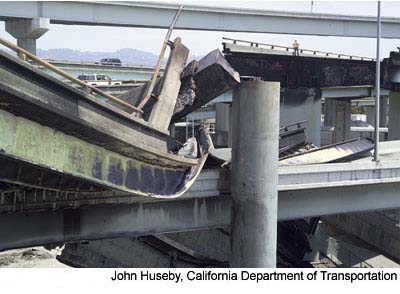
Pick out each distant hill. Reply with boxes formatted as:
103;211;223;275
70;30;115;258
36;48;165;67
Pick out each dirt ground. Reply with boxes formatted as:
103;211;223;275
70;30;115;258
0;246;70;268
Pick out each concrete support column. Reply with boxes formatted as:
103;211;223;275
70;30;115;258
214;102;231;147
5;18;50;54
388;92;400;140
333;99;351;143
365;105;375;126
17;38;37;54
231;81;280;268
380;96;388;127
303;224;321;263
281;88;321;146
365;98;388;127
324;98;336;127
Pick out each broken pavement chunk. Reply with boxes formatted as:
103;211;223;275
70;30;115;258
172;49;241;122
148;37;189;130
116;49;240;127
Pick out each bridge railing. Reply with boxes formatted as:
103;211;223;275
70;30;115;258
43;58;160;70
0;36;143;114
223;37;375;61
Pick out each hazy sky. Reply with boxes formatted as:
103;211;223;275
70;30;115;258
1;1;400;58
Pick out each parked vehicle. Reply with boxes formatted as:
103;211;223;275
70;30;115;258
99;58;122;66
77;74;122;86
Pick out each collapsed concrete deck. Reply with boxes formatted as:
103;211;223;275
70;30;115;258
2;37;400;269
0;45;240;198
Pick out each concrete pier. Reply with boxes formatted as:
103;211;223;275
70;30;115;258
380;97;388;127
5;18;49;54
325;98;352;144
333;99;352;143
365;97;388;127
365;105;375;126
324;98;336;127
214;102;231;147
231;81;280;268
389;92;400;140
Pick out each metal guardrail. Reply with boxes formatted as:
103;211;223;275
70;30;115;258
223;37;375;61
0;37;143;114
279;120;308;132
43;58;161;70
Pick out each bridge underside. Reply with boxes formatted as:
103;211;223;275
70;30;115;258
3;133;400;252
2;179;400;251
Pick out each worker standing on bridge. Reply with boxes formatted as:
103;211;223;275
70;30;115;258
293;40;300;56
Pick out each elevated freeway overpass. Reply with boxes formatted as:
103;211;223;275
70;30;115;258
1;1;400;56
2;5;400;266
1;1;400;38
3;153;400;251
41;59;160;81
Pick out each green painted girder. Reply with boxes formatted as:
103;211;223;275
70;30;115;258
0;109;207;198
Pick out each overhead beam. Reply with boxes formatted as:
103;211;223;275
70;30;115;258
321;86;391;99
0;196;230;251
1;1;400;38
3;179;400;251
279;182;400;220
322;86;373;99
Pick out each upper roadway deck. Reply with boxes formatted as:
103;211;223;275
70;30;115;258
1;1;400;38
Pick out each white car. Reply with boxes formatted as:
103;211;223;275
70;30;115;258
77;74;122;86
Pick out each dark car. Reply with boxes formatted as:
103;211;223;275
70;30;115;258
99;58;122;66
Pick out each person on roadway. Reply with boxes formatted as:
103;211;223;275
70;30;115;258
293;40;300;56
